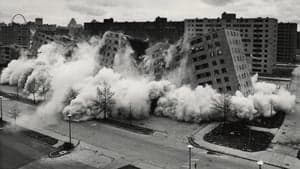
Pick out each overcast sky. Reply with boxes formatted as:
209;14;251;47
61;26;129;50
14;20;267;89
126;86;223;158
0;0;299;29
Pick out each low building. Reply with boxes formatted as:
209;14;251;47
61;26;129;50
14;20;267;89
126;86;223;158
188;29;253;96
84;17;184;43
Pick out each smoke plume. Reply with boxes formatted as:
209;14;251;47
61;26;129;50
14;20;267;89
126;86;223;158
0;32;296;126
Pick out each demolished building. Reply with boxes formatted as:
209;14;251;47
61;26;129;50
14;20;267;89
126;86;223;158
187;29;253;96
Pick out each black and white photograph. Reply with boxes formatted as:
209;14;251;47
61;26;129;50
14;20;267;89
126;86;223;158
0;0;300;169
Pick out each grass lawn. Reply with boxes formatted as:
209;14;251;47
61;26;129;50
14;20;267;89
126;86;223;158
245;111;285;129
204;122;274;152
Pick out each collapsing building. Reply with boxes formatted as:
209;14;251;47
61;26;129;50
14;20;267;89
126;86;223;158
99;30;253;96
30;30;75;57
188;29;253;96
73;30;253;96
98;31;149;68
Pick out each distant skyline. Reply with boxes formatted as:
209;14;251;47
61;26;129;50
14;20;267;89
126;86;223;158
0;0;300;30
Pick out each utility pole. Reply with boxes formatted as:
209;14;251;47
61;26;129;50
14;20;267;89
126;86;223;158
16;85;19;101
68;114;72;144
270;101;273;117
188;145;193;169
0;96;2;121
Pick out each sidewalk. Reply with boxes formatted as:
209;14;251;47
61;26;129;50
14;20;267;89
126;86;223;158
190;123;300;169
2;115;164;169
190;76;300;169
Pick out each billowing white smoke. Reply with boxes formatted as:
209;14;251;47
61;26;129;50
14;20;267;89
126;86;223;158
0;32;296;126
155;85;220;122
292;66;300;77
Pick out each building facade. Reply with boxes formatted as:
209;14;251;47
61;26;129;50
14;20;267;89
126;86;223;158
98;31;148;68
0;45;19;67
277;23;297;63
184;12;278;74
143;42;170;80
84;17;184;43
0;23;31;48
188;29;253;96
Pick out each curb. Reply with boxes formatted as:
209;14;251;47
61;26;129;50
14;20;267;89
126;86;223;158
187;136;289;169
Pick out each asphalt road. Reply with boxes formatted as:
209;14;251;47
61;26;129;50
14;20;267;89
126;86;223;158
0;126;54;169
0;82;290;169
45;119;278;169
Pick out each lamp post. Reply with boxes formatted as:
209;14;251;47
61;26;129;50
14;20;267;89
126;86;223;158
68;114;72;144
187;145;193;169
257;160;264;169
0;96;2;121
16;85;19;101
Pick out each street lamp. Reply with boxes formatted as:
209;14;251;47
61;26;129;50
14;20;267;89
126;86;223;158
0;96;2;121
68;114;72;144
187;145;193;169
257;160;264;169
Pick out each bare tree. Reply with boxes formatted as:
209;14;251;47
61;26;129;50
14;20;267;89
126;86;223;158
212;93;232;123
26;78;37;104
94;82;115;120
63;88;78;106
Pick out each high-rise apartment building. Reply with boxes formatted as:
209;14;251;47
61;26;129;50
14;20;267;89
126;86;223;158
188;29;253;96
277;23;297;63
0;23;31;48
185;12;278;74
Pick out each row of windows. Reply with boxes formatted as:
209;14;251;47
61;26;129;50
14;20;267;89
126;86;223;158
195;63;209;70
252;64;268;68
226;30;239;37
252;69;269;73
196;67;228;79
234;54;245;62
229;39;242;46
196;72;211;79
239;72;249;80
236;63;248;71
218;86;232;92
194;57;226;69
213;67;228;75
216;77;230;84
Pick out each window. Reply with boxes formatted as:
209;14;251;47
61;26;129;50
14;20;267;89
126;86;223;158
214;70;219;75
216;78;222;84
226;86;232;91
221;68;227;73
224;77;229;82
206;72;211;77
206;35;211;40
215;41;221;47
220;59;225;64
212;60;217;66
213;33;218;39
207;81;213;85
191;38;203;45
199;54;207;60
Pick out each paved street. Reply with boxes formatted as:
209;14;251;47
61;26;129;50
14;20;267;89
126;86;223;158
0;125;54;169
1;77;300;169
